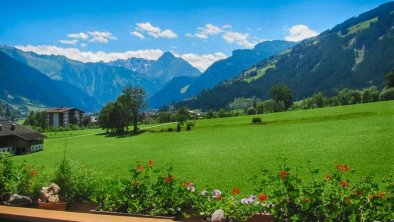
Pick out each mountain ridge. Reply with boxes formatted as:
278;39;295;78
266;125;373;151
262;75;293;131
177;2;394;110
149;40;295;108
0;51;100;111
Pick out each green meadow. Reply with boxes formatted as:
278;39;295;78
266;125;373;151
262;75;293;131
15;101;394;193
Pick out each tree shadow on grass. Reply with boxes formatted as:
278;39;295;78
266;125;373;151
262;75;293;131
95;129;153;138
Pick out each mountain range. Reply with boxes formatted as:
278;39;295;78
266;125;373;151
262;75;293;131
177;1;394;110
0;46;200;111
0;51;100;111
148;40;295;108
0;2;392;113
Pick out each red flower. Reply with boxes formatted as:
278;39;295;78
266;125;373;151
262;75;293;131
336;164;349;173
216;195;222;201
164;176;173;183
353;190;363;196
258;194;268;202
340;181;349;187
137;164;144;172
148;160;153;167
29;169;38;177
184;181;191;187
279;170;289;178
324;175;332;181
232;187;240;195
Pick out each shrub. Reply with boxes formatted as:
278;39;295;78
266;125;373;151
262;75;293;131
0;153;14;200
337;89;362;105
257;100;275;114
93;160;393;221
253;159;393;221
53;159;99;202
176;122;182;132
247;107;257;115
186;122;193;131
362;86;379;103
97;161;194;216
379;88;394;101
167;127;173;132
0;153;49;201
252;117;262;124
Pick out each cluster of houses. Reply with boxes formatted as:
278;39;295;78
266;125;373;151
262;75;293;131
0;106;200;156
0;107;87;156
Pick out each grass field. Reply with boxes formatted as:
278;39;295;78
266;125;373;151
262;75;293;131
14;101;394;193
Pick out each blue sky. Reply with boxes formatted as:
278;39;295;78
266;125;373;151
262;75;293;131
0;0;390;71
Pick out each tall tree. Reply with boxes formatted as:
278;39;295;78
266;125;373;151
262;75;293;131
386;68;394;88
98;102;114;133
122;86;146;134
269;84;294;110
176;107;190;124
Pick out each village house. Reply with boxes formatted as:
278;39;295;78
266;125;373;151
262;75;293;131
0;121;44;155
46;107;84;127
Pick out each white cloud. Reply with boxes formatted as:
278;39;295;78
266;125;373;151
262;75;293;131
87;31;117;43
80;43;87;48
186;24;259;49
15;45;227;72
284;24;318;42
67;32;89;40
222;31;256;48
130;31;145;39
15;45;163;62
187;23;223;39
136;22;178;39
199;24;222;35
60;39;79;45
222;24;232;29
175;52;227;72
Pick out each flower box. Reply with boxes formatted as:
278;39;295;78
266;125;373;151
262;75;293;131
90;210;176;220
66;201;97;213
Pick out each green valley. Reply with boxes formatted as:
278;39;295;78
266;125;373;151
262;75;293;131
15;101;394;193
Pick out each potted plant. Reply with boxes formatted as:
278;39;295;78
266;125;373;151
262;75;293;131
37;183;67;211
63;161;99;212
49;142;99;212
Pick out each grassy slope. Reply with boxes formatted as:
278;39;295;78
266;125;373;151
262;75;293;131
15;101;394;193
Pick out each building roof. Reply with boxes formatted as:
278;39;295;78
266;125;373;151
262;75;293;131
0;121;44;141
46;107;84;113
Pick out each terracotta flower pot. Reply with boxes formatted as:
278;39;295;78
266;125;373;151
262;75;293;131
37;200;68;211
66;201;98;213
248;213;274;222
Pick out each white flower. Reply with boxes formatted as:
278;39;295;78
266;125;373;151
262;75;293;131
211;189;222;198
200;190;208;196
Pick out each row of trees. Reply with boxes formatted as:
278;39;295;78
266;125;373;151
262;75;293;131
294;70;394;110
98;87;146;134
247;69;394;114
201;69;394;117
